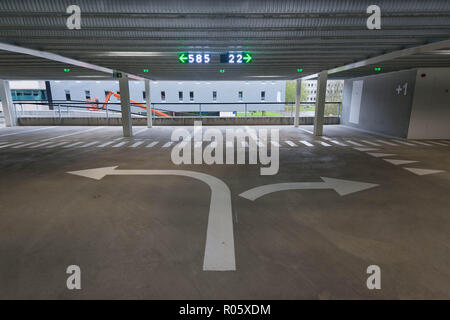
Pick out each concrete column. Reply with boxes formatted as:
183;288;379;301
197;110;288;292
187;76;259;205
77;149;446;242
294;78;301;127
145;79;152;128
119;75;132;137
0;80;17;127
313;71;328;136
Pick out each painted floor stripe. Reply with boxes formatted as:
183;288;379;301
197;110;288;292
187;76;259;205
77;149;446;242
354;147;378;152
411;140;432;146
79;141;99;148
330;140;347;146
404;167;445;176
130;141;145;148
375;139;398;146
320;141;332;147
46;141;69;148
298;127;313;134
367;152;396;158
360;140;381;146
300;140;314;147
29;141;54;148
346;140;364;146
113;141;127;148
393;140;416;146
241;141;249;148
426;140;447;146
285;140;297;147
63;141;84;148
194;141;203;148
0;126;55;138
40;127;104;142
0;141;24;148
226;141;233;148
97;141;116;147
162;141;174;148
271;141;280;147
12;141;39;148
146;141;159;148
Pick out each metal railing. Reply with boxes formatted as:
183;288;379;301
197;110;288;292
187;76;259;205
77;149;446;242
13;100;342;120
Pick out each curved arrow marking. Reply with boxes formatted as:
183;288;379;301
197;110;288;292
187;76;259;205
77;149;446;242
239;177;379;201
67;166;235;271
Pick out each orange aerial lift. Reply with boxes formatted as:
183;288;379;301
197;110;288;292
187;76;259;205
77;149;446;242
87;91;169;117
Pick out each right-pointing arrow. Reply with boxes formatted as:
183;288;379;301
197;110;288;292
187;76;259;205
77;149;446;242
239;177;379;201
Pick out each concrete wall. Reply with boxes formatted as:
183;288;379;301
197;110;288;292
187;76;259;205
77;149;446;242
407;68;450;139
341;69;417;138
18;116;340;126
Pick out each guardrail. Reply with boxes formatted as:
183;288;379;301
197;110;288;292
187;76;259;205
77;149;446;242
13;100;342;121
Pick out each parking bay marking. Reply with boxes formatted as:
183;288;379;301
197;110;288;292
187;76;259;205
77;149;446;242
67;166;235;272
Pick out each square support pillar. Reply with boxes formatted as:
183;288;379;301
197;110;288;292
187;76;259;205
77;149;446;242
119;75;132;137
0;80;17;127
145;79;152;128
294;78;301;127
313;71;328;136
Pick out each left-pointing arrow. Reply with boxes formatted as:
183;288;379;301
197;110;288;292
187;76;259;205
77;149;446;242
68;166;235;271
178;53;188;63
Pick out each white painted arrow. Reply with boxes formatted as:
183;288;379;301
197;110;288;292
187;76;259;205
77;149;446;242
239;177;379;201
67;166;235;271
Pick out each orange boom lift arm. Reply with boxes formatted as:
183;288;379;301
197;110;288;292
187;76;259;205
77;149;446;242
100;91;169;117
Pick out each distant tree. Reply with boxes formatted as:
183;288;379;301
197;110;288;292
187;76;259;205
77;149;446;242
285;81;308;103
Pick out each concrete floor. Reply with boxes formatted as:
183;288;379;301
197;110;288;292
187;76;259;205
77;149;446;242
0;125;449;299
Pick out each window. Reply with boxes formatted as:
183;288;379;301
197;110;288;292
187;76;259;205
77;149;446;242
65;90;71;101
189;91;194;101
238;91;243;101
212;91;217;101
179;91;183;102
142;91;146;100
161;91;166;101
85;90;91;99
261;91;265;101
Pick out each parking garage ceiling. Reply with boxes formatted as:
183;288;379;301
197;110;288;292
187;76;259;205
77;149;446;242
0;0;449;81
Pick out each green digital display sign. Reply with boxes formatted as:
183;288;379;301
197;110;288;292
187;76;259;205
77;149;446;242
178;53;211;64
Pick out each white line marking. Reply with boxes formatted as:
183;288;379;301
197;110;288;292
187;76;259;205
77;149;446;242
29;141;54;148
146;141;158;148
360;140;381;146
367;152;396;158
298;127;313;134
404;167;445;176
354;147;378;152
63;141;84;148
426;140;447;146
40;127;104;142
97;141;116;147
330;140;347;146
375;139;398;146
68;167;235;271
0;141;24;148
383;159;419;165
241;141;248;148
12;141;39;148
79;141;99;148
393;140;416;146
162;141;174;148
45;141;69;148
410;141;432;146
133;127;148;136
112;141;127;148
0;126;55;138
285;140;297;147
130;141;145;148
345;140;364;146
300;140;314;147
226;141;233;148
319;141;332;147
